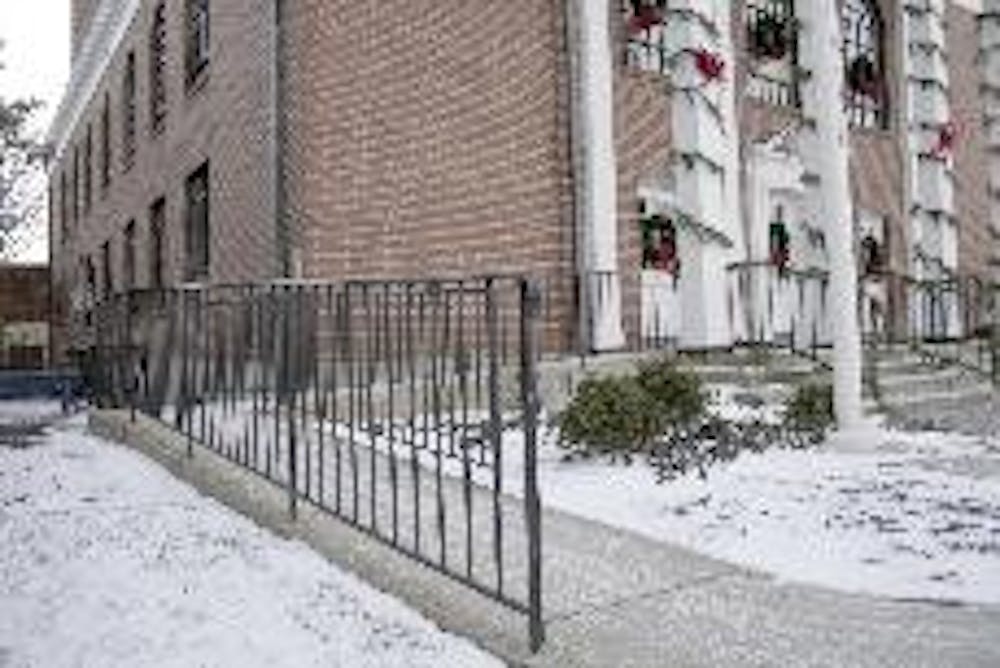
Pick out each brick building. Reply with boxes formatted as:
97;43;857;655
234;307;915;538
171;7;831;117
0;265;50;369
48;0;999;358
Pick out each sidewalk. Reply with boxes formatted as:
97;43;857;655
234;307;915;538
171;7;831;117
92;410;1000;668
0;409;500;668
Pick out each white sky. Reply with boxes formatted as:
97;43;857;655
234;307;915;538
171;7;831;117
0;0;69;134
0;0;68;263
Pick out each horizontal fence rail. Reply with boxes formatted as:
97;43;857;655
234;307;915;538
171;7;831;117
88;276;545;651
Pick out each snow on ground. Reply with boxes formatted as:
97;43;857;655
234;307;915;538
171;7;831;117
143;391;1000;607
524;421;1000;605
348;411;1000;605
0;406;502;668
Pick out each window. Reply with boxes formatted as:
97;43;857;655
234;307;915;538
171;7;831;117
101;240;113;299
72;147;80;228
59;171;68;242
101;93;111;190
122;51;136;168
149;197;166;289
842;0;886;129
85;257;97;298
150;2;168;131
623;1;669;74
186;0;210;85
123;220;137;290
639;207;680;276
746;0;800;108
84;125;93;214
185;162;210;280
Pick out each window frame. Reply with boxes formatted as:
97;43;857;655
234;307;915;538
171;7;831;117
149;197;166;289
123;219;137;291
185;162;210;281
84;125;93;214
842;0;888;130
122;50;137;170
185;0;210;87
101;240;113;299
149;1;168;133
622;0;670;75
101;92;112;191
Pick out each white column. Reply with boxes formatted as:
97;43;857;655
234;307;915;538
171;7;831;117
577;0;625;351
803;0;863;427
902;0;956;337
669;0;741;349
981;2;1000;291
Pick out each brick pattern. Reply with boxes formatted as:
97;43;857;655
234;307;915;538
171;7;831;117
947;4;992;279
283;0;578;349
0;266;49;323
52;0;993;360
51;0;281;360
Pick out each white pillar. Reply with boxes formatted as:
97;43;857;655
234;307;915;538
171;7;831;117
902;0;957;337
577;0;624;351
804;0;863;427
981;2;1000;291
670;0;741;349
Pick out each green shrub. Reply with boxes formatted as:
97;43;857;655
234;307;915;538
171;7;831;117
557;375;657;458
783;383;833;435
557;358;705;459
636;357;706;426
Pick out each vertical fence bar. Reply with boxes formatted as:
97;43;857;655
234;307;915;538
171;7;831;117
486;278;504;596
385;283;399;545
520;278;544;652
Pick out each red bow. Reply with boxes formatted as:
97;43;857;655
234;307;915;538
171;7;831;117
932;121;958;158
694;49;725;82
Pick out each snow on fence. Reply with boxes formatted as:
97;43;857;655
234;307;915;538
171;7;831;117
86;276;546;652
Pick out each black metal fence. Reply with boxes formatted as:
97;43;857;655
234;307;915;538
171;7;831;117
88;276;545;651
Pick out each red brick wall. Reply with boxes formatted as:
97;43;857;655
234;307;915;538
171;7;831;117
282;0;578;348
947;4;992;279
0;266;49;323
51;0;281;358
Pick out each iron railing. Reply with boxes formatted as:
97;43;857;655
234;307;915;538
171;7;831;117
88;276;545;651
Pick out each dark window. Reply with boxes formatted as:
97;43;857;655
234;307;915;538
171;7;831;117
185;162;210;280
101;93;111;189
84;125;93;214
122;51;136;168
150;2;168;132
186;0;210;85
123;220;137;290
72;147;79;227
59;172;68;242
150;197;166;288
623;1;669;74
47;184;55;246
85;257;97;298
101;240;113;299
746;0;800;108
640;212;680;275
842;0;887;129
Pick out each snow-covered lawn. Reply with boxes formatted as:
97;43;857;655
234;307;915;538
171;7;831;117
526;421;1000;605
0;406;501;668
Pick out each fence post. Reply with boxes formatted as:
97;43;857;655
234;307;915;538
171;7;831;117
520;278;544;652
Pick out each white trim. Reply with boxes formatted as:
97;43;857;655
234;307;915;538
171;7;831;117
45;0;143;175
